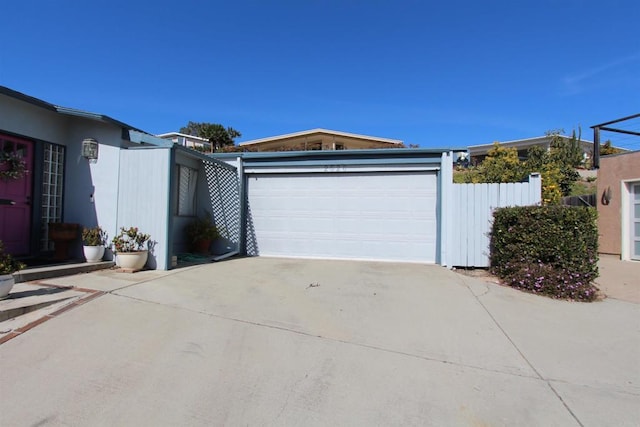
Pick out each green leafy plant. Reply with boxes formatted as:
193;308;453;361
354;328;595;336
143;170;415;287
185;214;218;244
82;226;107;246
112;227;151;252
489;206;599;301
0;240;25;274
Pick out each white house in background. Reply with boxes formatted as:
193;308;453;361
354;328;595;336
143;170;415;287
468;135;596;164
157;132;211;151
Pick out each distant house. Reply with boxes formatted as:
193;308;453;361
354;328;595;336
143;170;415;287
157;132;211;152
238;128;404;152
597;150;640;261
468;135;596;164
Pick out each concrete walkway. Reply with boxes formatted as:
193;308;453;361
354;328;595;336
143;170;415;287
0;258;638;426
595;254;640;304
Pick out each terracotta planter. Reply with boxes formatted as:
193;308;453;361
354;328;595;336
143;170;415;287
0;274;15;300
193;239;212;255
116;250;148;271
83;245;105;263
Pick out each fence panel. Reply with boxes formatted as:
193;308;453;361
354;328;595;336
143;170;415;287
448;174;541;267
560;194;596;207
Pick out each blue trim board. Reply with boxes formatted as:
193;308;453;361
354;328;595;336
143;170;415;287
212;147;457;161
436;166;442;265
165;146;177;269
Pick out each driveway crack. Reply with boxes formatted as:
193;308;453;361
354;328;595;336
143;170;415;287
455;274;585;427
112;293;543;381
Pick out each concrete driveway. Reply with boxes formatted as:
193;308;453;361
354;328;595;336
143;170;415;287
0;258;638;426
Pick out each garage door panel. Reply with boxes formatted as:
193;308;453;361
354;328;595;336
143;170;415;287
247;172;438;263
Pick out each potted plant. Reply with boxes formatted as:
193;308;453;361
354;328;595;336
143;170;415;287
0;240;25;299
112;227;151;271
82;226;107;263
185;214;218;254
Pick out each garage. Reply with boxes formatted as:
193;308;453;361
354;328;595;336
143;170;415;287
246;171;438;262
212;149;452;264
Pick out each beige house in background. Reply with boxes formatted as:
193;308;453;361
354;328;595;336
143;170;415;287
597;150;640;260
238;128;404;152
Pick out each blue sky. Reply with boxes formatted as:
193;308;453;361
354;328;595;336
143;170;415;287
1;0;639;149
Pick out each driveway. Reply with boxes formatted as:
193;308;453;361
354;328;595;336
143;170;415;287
0;258;638;426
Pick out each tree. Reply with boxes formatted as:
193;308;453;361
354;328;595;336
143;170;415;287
180;122;242;153
459;137;582;205
547;128;583;168
472;143;528;183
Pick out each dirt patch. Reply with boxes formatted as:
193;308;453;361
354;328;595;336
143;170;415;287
453;268;501;284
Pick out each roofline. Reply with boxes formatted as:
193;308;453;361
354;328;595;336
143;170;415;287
0;85;145;133
127;130;174;147
599;149;640;158
468;135;594;149
156;132;211;142
210;147;456;160
238;128;404;146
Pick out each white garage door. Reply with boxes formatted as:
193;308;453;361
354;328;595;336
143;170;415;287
246;171;438;263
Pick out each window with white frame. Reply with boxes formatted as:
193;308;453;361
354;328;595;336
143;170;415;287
177;165;198;216
41;143;65;250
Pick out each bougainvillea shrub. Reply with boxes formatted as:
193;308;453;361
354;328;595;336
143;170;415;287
490;206;599;301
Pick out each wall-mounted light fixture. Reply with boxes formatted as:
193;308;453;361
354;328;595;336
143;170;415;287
82;138;99;163
601;186;612;205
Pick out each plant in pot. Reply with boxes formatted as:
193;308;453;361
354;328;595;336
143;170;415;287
0;240;26;299
112;227;151;271
82;226;108;263
185;214;218;254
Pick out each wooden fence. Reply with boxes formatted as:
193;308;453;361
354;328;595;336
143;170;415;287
560;194;596;207
447;174;542;268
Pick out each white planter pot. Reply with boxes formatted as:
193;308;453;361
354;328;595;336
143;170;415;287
83;245;105;263
0;274;15;300
116;251;148;271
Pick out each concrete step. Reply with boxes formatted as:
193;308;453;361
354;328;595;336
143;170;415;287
0;283;89;339
13;261;115;283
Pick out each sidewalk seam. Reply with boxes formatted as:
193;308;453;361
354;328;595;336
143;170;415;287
456;274;585;427
0;286;105;346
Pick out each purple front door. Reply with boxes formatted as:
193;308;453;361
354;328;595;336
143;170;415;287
0;134;33;255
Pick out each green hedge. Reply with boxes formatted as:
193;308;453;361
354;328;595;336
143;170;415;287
489;206;599;301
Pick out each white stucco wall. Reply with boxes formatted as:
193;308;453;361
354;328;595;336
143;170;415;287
63;118;124;256
0;94;69;144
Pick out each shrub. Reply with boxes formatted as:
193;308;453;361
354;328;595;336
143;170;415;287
0;240;25;274
490;206;599;301
112;227;151;252
82;226;107;246
185;214;218;244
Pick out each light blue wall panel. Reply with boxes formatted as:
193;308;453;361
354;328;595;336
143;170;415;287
118;148;172;270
